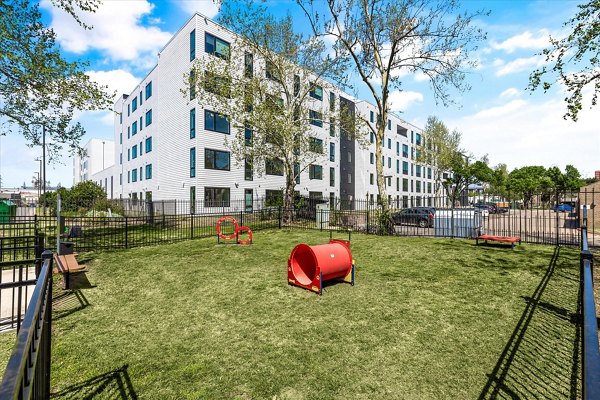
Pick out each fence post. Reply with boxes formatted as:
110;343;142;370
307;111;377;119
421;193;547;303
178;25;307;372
278;206;282;229
190;213;194;240
240;211;244;228
366;209;370;234
43;249;53;399
555;189;560;246
125;216;129;249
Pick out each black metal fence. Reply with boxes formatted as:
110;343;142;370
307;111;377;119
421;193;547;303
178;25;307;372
580;208;600;400
0;251;53;400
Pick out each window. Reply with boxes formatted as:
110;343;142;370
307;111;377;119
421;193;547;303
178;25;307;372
416;165;422;177
402;144;409;158
370;110;374;123
397;125;407;137
127;148;130;161
309;84;323;100
396;160;400;174
396;142;400;156
145;82;152;100
428;182;432;193
205;32;229;59
244;52;253;78
427;167;432;179
139;116;143;132
145;109;152;127
309;164;323;180
139;91;142;106
396;177;400;191
132;168;137;182
370;153;374;164
139;166;143;181
266;158;284;176
330;167;335;186
190;29;196;60
309;110;322;127
309;137;323;153
205;187;230;207
127;170;130;183
190;186;196;213
388;119;391;130
127;126;130;139
416;181;421;193
190;109;196;138
388;157;391;168
120;173;122;185
370;132;374;143
402;161;409;175
205;149;230;171
190;147;196;178
370;173;374;185
329;142;335;161
347;173;352;184
132;145;138;159
416;133;422;146
265;60;280;81
190;69;196;100
265;190;283;207
204;110;230;134
347;152;352;163
244;125;253;146
204;71;231;98
293;75;300;96
403;178;409;191
145;137;152;153
244;159;253;181
120;132;122;144
132;121;137;136
139;141;142;155
132;97;137;112
329;118;335;137
388;138;391;149
119;153;122;165
127;104;130;117
329;92;335;111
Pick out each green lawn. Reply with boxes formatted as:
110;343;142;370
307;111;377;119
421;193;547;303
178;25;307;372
4;230;582;399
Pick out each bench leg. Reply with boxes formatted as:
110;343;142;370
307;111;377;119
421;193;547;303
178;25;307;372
63;271;70;290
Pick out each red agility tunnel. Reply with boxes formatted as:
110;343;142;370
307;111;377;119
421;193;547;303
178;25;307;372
288;239;355;295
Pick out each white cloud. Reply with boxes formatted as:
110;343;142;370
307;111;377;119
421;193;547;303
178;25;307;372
499;88;521;99
414;72;429;82
495;55;546;76
491;30;551;54
86;69;141;100
41;1;172;63
447;89;600;175
388;91;424;111
173;0;220;18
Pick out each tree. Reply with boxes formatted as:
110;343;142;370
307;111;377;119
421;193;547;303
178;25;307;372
547;164;583;191
506;166;550;208
528;1;600;121
0;0;113;160
299;0;487;222
489;163;509;195
187;2;353;220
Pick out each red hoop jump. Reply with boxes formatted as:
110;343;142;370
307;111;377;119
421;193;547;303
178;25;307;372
216;216;239;240
237;226;253;245
215;216;253;245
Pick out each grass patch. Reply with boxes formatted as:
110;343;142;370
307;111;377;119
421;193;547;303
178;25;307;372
5;230;581;398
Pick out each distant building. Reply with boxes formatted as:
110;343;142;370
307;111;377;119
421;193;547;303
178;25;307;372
595;170;600;180
73;138;114;187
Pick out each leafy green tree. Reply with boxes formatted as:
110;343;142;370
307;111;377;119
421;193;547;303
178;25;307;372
188;2;354;220
528;0;600;121
299;0;487;219
507;166;549;208
0;0;113;160
547;165;583;191
489;163;509;195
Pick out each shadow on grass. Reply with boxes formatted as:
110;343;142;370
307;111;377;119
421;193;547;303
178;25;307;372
478;247;581;399
53;289;90;321
51;364;137;399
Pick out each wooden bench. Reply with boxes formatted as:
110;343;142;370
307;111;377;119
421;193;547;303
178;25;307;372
476;235;522;249
53;254;86;289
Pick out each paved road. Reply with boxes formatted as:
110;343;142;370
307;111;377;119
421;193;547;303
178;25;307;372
0;266;35;332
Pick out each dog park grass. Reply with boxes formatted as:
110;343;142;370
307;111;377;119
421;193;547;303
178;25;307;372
3;229;582;399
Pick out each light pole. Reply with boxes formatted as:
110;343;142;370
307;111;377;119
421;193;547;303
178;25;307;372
34;172;40;202
42;125;47;215
35;157;42;209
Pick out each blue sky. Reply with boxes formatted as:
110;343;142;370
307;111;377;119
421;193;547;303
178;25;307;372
0;0;598;189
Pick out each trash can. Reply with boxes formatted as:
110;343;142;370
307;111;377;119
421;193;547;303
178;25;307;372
434;209;482;238
0;200;17;224
59;241;74;255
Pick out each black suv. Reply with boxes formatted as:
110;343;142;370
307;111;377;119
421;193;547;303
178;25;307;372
391;207;435;228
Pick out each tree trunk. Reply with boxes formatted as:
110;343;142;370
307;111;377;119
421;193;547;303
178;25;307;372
374;125;393;234
282;162;295;225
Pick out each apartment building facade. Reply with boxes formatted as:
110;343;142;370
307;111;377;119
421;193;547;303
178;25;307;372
89;13;437;208
73;138;114;186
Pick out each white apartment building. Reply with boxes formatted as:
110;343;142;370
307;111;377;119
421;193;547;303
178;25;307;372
73;138;114;186
88;13;437;209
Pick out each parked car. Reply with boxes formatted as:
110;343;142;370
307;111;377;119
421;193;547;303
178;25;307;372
554;203;575;213
391;207;435;228
473;204;491;217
